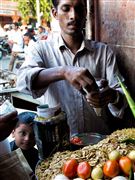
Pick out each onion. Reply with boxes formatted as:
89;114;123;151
111;176;127;180
54;174;70;180
127;150;135;161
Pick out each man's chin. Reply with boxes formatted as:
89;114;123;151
66;30;81;36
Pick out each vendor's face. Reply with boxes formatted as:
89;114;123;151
12;123;35;150
52;0;86;36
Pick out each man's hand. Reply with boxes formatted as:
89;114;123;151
0;111;18;141
63;66;98;92
85;79;118;108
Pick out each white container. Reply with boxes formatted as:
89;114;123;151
37;104;61;118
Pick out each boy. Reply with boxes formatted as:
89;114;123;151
10;111;39;172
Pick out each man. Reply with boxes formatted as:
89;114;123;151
37;26;48;40
8;23;24;71
27;28;37;42
23;32;35;56
17;0;127;136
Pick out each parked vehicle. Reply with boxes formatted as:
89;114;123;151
0;37;11;60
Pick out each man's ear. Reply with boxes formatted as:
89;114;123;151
51;8;58;20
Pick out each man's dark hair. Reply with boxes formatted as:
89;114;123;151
27;28;37;42
38;26;44;29
52;0;59;8
28;28;34;33
52;0;86;8
23;32;33;39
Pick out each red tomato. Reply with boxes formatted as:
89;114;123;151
62;159;78;178
103;160;120;178
119;156;132;176
77;161;91;179
70;137;83;145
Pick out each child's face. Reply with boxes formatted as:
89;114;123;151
12;123;36;150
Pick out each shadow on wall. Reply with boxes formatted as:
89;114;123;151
114;48;135;127
115;47;135;100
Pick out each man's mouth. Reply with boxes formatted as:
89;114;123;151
68;21;78;27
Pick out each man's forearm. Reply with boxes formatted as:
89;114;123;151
32;66;65;90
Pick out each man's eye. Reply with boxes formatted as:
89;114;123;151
61;5;70;12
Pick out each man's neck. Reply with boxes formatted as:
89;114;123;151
61;33;84;54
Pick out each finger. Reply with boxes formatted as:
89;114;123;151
85;69;95;81
99;79;108;89
85;92;102;107
72;80;82;91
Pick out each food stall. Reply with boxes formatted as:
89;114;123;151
35;128;135;180
0;0;135;179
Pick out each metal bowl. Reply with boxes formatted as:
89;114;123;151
70;132;106;147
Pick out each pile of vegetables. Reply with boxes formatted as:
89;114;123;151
54;149;135;180
35;128;135;180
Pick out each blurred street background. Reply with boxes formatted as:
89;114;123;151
0;55;10;70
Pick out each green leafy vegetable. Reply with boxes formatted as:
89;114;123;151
129;167;134;180
120;138;135;144
117;77;135;118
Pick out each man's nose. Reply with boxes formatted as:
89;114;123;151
69;8;76;19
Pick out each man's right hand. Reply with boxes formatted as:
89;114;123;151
0;111;18;141
63;66;98;92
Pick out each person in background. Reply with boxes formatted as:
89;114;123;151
17;0;127;137
23;32;36;56
27;28;37;42
10;112;39;172
8;22;24;71
37;26;48;40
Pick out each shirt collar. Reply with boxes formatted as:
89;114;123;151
58;34;95;53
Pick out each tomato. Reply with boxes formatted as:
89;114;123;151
119;156;132;176
62;159;78;178
70;137;83;145
103;160;120;178
77;161;91;179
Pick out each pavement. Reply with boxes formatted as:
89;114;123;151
0;54;21;74
0;55;10;71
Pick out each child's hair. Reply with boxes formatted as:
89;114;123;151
15;112;36;128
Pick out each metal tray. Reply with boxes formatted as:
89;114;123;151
70;132;106;146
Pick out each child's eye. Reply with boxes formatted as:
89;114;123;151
19;131;26;136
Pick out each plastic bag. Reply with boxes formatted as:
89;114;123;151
0;148;36;180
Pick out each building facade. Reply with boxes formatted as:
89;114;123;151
0;0;21;26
